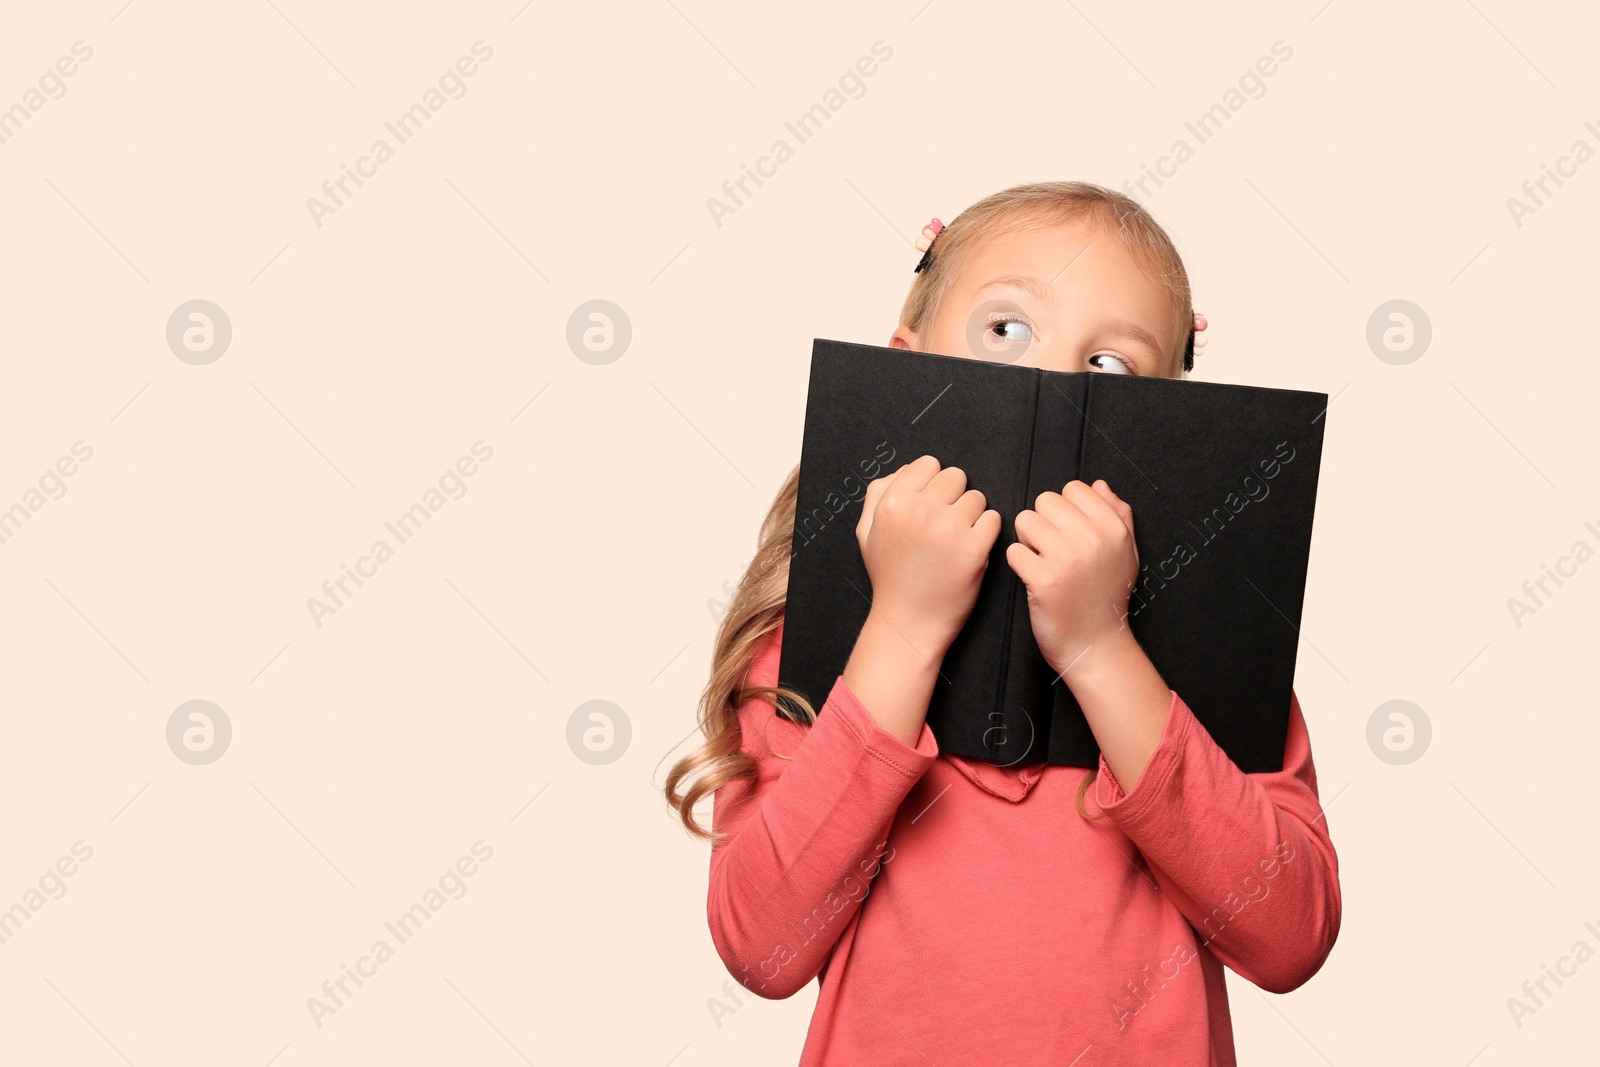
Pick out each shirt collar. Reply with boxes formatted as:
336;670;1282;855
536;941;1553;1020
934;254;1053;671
941;751;1049;803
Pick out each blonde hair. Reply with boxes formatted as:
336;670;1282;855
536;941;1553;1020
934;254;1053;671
663;181;1193;838
660;467;812;845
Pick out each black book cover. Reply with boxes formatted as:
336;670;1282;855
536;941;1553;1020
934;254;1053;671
776;338;1327;773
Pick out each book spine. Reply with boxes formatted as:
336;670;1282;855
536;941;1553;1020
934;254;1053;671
993;372;1044;761
1060;375;1095;753
1076;373;1094;491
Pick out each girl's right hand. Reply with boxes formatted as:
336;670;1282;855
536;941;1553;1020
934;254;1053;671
855;455;1002;654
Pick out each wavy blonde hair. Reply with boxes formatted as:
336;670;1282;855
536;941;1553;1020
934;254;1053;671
663;181;1193;839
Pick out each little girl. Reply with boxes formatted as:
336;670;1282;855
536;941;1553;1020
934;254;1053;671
664;181;1341;1066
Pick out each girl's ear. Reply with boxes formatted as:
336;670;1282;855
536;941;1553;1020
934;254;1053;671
889;326;919;350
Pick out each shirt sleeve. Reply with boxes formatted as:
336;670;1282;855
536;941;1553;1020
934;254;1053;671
1092;687;1342;994
706;625;940;999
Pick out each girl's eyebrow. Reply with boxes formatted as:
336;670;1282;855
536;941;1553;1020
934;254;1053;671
971;275;1054;302
1101;318;1168;356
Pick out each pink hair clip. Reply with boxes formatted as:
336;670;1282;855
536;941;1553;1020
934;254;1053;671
1184;311;1208;371
913;218;944;273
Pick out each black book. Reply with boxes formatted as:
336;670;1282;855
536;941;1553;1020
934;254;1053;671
776;338;1328;772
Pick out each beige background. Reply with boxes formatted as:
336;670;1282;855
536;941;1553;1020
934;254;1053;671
0;0;1595;1063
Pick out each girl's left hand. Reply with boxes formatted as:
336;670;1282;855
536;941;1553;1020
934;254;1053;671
1005;479;1140;676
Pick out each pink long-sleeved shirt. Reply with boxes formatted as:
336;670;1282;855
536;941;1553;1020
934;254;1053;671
707;621;1340;1065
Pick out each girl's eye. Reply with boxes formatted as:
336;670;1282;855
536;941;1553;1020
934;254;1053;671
1087;352;1135;376
966;303;1037;364
982;314;1034;352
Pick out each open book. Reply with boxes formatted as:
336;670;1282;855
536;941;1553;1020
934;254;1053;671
776;338;1328;772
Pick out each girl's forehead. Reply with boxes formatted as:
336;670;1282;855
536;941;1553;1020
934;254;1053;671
959;220;1147;288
